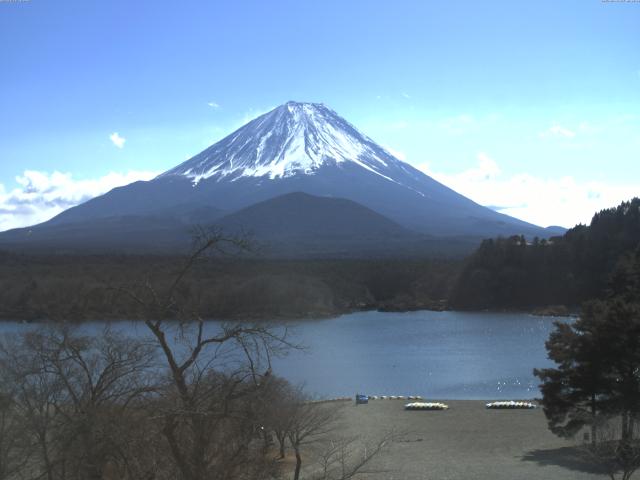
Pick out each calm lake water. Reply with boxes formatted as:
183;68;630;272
0;310;568;400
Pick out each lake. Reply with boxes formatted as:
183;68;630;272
0;310;567;400
272;310;566;400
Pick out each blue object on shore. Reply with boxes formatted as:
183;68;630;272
355;394;369;405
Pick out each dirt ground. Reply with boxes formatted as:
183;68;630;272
316;399;607;480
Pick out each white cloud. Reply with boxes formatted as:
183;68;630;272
109;132;126;148
401;92;411;99
539;124;576;139
207;101;220;109
0;170;158;232
417;153;638;228
457;152;501;181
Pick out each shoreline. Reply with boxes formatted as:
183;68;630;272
0;304;578;323
333;399;601;480
316;396;541;403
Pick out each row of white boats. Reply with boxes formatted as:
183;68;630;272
404;400;537;411
314;396;538;410
367;395;424;400
405;402;449;410
485;401;537;409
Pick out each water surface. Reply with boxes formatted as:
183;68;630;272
0;310;567;400
273;310;565;399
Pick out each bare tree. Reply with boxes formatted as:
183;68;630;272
0;389;30;480
0;333;65;480
259;376;297;459
0;326;157;480
312;433;394;480
286;393;344;480
284;392;394;480
115;229;294;480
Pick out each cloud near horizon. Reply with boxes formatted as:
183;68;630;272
0;170;158;232
417;153;638;228
0;159;635;235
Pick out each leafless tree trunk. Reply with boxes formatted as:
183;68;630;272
116;228;294;480
312;433;394;480
285;393;344;480
283;392;394;480
255;375;295;459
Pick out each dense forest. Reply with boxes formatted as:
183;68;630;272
451;198;640;310
0;253;459;321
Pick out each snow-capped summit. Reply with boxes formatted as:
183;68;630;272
161;101;405;184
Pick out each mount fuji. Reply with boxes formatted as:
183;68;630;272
0;101;557;256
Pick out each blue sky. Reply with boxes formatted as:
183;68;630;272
0;0;638;230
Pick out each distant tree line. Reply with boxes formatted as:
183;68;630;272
451;198;640;310
0;253;459;322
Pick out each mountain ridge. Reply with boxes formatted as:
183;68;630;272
0;192;481;257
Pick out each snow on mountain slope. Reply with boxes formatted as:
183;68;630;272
161;101;407;186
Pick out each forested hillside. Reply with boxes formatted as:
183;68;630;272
0;254;458;321
451;198;640;310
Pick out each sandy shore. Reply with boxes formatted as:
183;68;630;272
322;399;605;480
